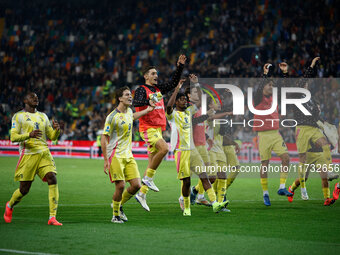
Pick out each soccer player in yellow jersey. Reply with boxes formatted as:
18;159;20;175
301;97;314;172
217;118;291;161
101;86;155;223
287;140;335;206
3;92;62;226
166;78;229;216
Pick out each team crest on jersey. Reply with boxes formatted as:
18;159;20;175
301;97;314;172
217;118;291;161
35;122;39;129
12;122;15;128
105;126;110;132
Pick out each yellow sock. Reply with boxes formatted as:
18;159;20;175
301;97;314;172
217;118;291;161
146;168;156;178
260;178;268;192
183;196;190;209
48;184;59;217
298;162;307;189
140;185;149;195
112;200;121;216
206;187;216;202
121;190;133;205
195;180;205;195
291;181;298;191
227;170;239;189
322;187;330;199
280;171;288;185
217;179;227;202
212;179;218;194
9;189;23;208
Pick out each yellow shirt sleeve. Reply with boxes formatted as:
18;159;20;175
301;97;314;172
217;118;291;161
103;112;117;137
10;113;30;142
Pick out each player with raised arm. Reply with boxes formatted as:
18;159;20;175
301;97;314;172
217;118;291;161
133;55;186;211
167;78;230;216
292;57;335;205
253;62;293;206
101;86;155;223
185;76;214;207
4;92;62;226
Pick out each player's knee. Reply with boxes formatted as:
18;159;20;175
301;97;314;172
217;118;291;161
132;183;142;193
182;178;191;188
261;160;269;167
20;186;30;196
115;181;125;191
281;154;290;164
45;172;57;185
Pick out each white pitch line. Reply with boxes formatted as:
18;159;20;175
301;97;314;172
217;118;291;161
0;248;59;255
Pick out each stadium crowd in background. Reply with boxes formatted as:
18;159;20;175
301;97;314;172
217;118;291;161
0;0;339;142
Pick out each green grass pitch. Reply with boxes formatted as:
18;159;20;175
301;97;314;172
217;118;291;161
0;157;340;255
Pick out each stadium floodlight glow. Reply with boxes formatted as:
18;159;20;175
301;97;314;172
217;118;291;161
201;84;312;116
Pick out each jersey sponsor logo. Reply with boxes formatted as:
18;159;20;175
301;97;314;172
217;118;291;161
26;118;31;121
155;106;164;110
121;121;126;125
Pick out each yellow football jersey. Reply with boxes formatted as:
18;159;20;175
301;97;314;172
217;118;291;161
11;110;60;155
208;121;224;154
167;105;197;151
103;108;133;158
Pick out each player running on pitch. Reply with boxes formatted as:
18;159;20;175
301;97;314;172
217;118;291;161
4;92;63;226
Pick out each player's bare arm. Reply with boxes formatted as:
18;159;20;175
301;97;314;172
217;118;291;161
101;134;110;175
166;78;185;115
133;100;156;120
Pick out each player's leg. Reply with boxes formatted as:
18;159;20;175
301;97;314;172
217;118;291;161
225;146;240;190
319;167;334;205
333;182;340;201
277;153;293;196
216;162;227;203
136;152;154;206
5;153;40;223
297;152;309;199
120;161;142;220
197;172;229;213
36;151;62;225
260;160;271;206
122;178;141;205
315;136;331;164
182;177;191;216
44;172;62;226
288;164;311;202
4;181;32;223
112;180;125;223
138;128;166;193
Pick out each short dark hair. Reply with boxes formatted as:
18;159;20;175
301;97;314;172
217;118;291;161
143;66;157;76
176;92;186;101
115;86;130;103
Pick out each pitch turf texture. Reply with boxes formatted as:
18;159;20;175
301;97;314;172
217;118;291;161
0;157;339;255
